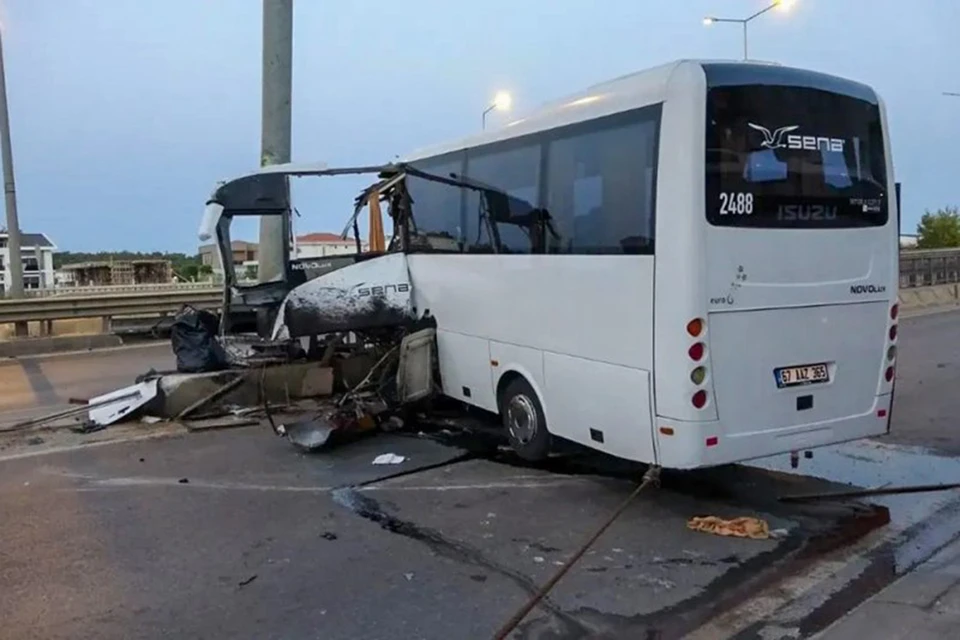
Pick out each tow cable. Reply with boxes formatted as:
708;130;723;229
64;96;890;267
491;465;662;640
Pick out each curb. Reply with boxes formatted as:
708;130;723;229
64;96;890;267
0;334;124;359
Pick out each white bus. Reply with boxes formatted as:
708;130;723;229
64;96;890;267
397;59;899;468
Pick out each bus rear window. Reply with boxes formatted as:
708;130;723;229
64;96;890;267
705;85;888;229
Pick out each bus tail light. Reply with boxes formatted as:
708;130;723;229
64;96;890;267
687;318;709;411
883;303;897;385
690;366;707;385
688;342;705;361
692;390;708;409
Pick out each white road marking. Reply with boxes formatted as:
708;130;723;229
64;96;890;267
41;468;591;495
0;428;184;462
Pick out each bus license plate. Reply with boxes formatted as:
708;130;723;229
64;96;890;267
775;363;829;389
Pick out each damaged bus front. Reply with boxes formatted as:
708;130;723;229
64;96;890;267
198;164;390;335
201;163;553;341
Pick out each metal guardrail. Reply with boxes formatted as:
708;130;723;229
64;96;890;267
25;282;217;297
900;248;960;288
0;288;221;324
0;248;955;326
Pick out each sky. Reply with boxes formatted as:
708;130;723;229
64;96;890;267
2;0;958;253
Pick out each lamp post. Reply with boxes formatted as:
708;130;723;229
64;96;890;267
258;0;293;288
482;91;512;130
703;0;795;60
0;21;24;302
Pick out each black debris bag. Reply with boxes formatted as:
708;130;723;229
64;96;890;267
171;305;228;373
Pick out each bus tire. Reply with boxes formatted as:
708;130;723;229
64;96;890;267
500;377;551;462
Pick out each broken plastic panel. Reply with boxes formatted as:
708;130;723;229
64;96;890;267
396;328;436;403
87;379;160;427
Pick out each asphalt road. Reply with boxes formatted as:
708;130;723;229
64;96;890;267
885;308;960;454
0;343;173;428
0;308;958;640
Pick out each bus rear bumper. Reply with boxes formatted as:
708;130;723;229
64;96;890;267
655;393;894;470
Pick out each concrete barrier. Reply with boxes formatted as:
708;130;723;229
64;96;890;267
0;334;123;358
899;283;960;311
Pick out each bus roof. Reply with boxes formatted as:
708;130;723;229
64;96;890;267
401;58;874;163
402;59;741;162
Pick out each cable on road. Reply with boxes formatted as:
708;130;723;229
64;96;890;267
491;464;662;640
779;481;960;502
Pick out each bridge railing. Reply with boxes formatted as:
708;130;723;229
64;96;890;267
900;248;960;288
24;282;218;297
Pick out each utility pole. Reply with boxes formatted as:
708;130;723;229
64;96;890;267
258;0;293;285
0;24;24;301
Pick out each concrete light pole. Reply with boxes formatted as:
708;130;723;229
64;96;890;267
0;22;24;300
258;0;293;285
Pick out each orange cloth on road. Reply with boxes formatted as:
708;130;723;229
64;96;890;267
686;515;771;540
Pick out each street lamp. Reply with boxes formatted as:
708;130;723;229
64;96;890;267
703;0;795;61
482;91;512;130
0;21;24;303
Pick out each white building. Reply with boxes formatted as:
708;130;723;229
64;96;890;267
295;232;369;258
0;231;57;292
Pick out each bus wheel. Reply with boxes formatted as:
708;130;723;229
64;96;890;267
500;377;551;462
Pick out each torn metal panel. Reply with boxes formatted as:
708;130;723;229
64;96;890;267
271;253;415;340
218;335;302;367
87;379;160;427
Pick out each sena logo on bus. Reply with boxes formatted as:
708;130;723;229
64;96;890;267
747;123;845;153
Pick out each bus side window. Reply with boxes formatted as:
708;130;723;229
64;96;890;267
464;144;541;254
407;156;466;251
546;111;659;255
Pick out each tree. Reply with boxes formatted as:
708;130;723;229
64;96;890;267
244;265;258;281
181;264;199;281
199;264;213;276
917;207;960;249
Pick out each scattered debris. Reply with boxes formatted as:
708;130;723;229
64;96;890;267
238;575;258;588
26;436;44;446
175;374;247;420
178;478;190;484
686;516;771;540
181;417;260;433
403;572;414;581
171;306;228;373
86;379;160;427
320;532;338;541
70;422;108;435
372;453;406;465
0;385;151;434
